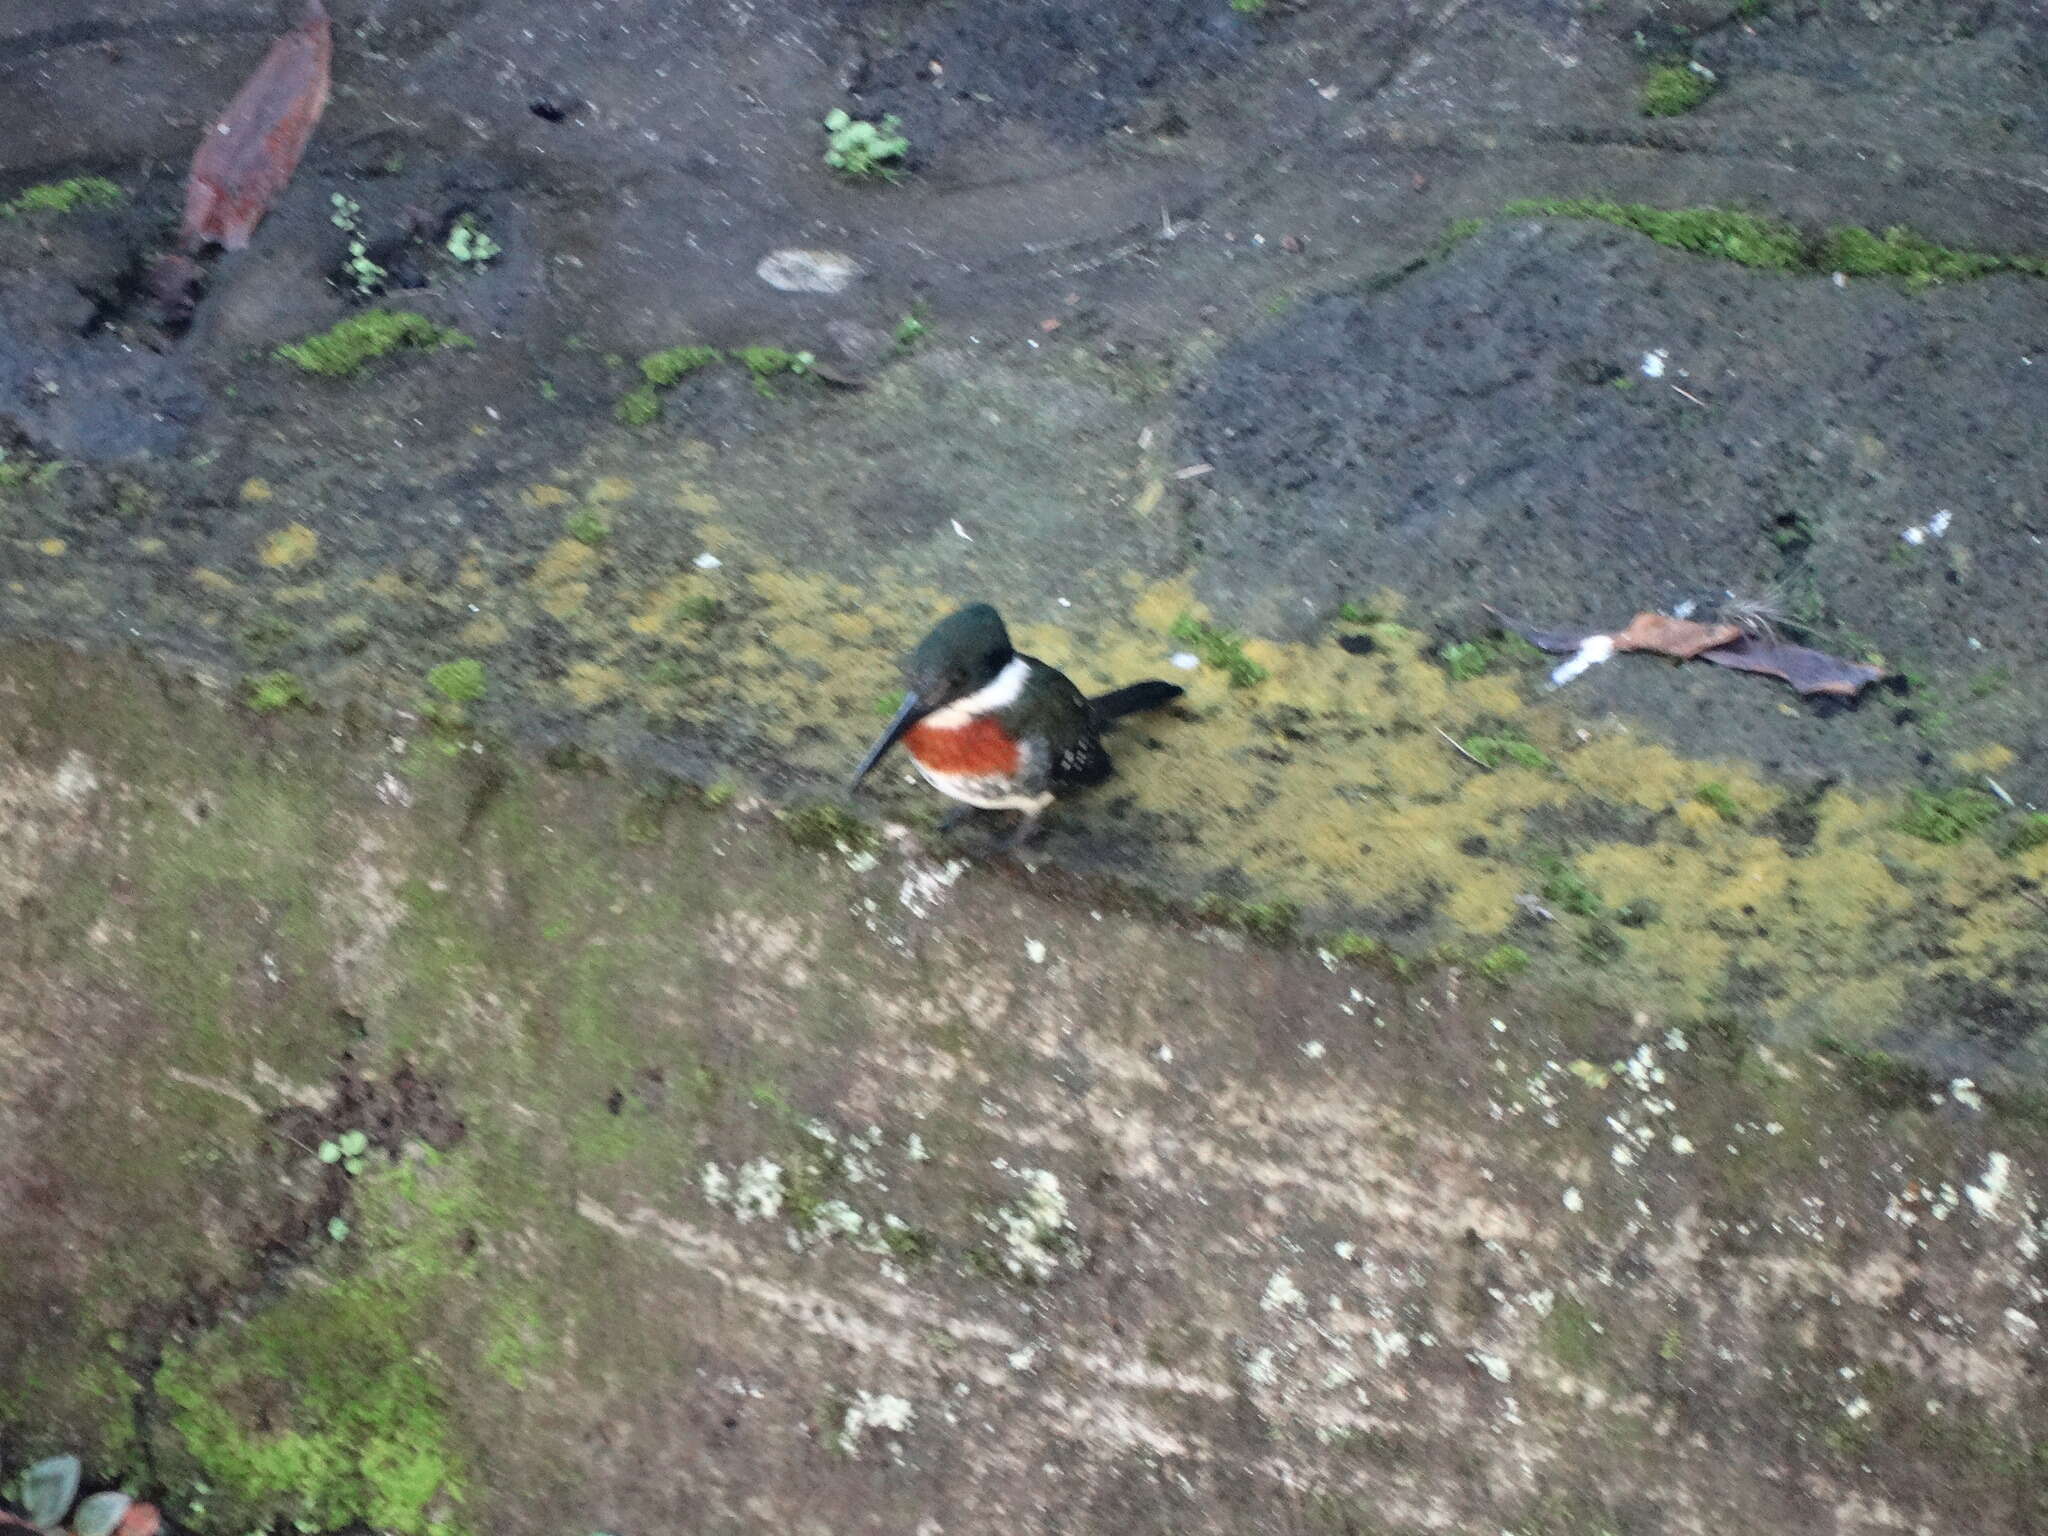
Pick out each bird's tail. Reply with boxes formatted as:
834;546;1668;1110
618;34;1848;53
1088;680;1184;723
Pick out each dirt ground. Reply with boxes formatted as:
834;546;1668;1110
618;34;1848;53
3;1;2048;1528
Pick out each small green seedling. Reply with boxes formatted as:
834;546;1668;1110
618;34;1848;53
329;193;386;294
317;1128;371;1176
446;214;501;267
327;1217;350;1242
823;108;909;179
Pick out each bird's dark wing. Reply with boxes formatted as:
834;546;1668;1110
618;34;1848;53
1015;656;1115;790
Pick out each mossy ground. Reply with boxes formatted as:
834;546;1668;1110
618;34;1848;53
6;641;2046;1535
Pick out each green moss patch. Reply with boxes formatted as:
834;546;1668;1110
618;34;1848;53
1506;198;2048;285
154;1277;466;1535
1641;64;1714;118
1170;613;1268;687
276;312;473;378
2;176;123;218
1896;786;1999;845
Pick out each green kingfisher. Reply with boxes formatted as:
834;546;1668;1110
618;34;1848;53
850;604;1184;845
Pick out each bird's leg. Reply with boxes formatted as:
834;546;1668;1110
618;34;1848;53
1000;809;1047;852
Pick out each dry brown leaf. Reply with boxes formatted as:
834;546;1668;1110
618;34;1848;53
181;0;332;252
1698;636;1888;698
1611;612;1743;660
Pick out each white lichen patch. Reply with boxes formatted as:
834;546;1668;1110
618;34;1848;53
988;1164;1075;1281
1468;1351;1512;1384
1261;1269;1306;1312
839;1390;914;1457
733;1157;786;1221
1966;1152;2013;1220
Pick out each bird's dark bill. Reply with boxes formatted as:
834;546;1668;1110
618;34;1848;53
850;692;923;788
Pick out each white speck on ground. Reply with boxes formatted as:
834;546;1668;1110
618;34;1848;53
1170;651;1200;670
692;551;721;569
1562;1186;1584;1212
840;1391;914;1456
1301;1039;1325;1060
1469;1351;1512;1383
1025;939;1047;964
1641;350;1667;378
1966;1152;2012;1219
1262;1269;1306;1312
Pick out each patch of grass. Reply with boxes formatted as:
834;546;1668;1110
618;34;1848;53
2003;813;2048;858
1477;944;1530;983
565;508;609;546
1;175;123;218
671;594;721;623
1641;63;1715;117
1231;0;1268;12
275;311;472;378
243;671;311;713
1170;612;1268;687
1535;855;1602;917
425;658;487;704
823;108;908;179
1896;786;1999;845
894;312;928;347
1694;781;1743;823
1462;734;1554;772
1336;600;1385;625
781;800;876;854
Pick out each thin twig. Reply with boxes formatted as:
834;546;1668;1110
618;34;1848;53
1437;727;1488;768
1670;384;1709;407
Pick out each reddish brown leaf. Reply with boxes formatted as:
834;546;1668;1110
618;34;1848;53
1611;612;1743;660
113;1503;163;1536
1698;635;1887;698
181;0;332;251
0;1513;41;1534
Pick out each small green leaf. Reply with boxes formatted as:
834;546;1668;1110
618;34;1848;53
328;1217;350;1242
343;1157;365;1177
337;1129;369;1157
824;109;850;131
317;1140;342;1163
22;1454;81;1529
72;1491;134;1536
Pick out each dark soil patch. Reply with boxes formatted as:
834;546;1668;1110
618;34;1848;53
1181;220;2048;792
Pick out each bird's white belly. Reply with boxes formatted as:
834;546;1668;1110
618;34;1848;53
914;761;1052;813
